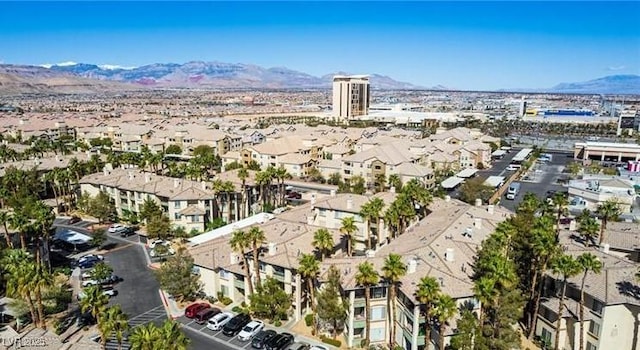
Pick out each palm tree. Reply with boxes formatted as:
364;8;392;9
100;305;129;350
247;226;266;286
274;166;292;206
387;174;402;191
9;211;31;250
596;200;620;245
432;294;457;350
576;253;602;350
383;205;401;240
416;276;441;349
31;263;52;328
229;229;254;296
79;285;109;323
312;228;334;261
382;253;407;349
0;210;13;248
355;261;379;348
129;322;160;350
402;179;433;218
360;197;384;250
157;320;191;350
3;250;39;325
298;253;320;313
551;192;569;239
339;216;357;257
473;276;497;329
577;215;600;247
551;254;581;350
237;168;249;219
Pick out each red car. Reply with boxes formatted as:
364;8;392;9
185;303;210;318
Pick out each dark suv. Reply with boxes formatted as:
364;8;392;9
252;330;277;349
265;332;294;350
119;226;136;237
222;313;251;336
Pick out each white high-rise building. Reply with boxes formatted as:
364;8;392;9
332;75;370;122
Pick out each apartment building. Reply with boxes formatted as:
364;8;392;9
332;75;370;122
533;222;640;350
78;168;247;232
187;196;512;349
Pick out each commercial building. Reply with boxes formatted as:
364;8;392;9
332;75;370;122
574;142;640;162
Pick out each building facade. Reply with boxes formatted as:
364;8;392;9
333;75;370;122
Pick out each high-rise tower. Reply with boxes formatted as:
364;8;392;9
332;75;370;122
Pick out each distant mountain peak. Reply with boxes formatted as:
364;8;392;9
551;74;640;94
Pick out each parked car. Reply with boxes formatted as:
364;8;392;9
149;239;168;249
107;224;126;233
286;192;302;200
309;345;329;350
185;303;210;319
119;226;136;237
194;307;221;325
222;313;251;336
67;215;82;224
237;320;265;341
206;312;234;331
78;254;104;263
78;260;99;269
265;332;294;350
252;330;277;349
82;274;122;287
286;342;310;350
77;287;117;300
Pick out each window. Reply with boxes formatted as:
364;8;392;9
588;321;600;337
370;327;385;342
586;342;597;350
220;270;230;279
220;285;229;296
318;209;327;217
541;328;552;343
592;300;604;315
174;213;180;220
371;306;386;321
174;201;181;209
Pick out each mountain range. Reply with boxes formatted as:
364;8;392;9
0;61;638;94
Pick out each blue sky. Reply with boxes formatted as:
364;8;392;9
1;1;639;90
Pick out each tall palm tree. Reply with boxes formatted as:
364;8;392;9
551;254;581;350
387;174;402;191
473;276;497;329
551;192;569;239
100;305;130;350
79;285;110;323
247;226;266;286
383;205;401;240
577;215;600;247
576;253;602;350
312;228;334;261
0;210;13;248
129;322;160;350
9;211;31;250
298;253;320;313
359;197;384;250
30;263;52;328
596;200;620;245
339;216;357;257
402;179;433;218
229;230;254;296
3;250;39;325
237;168;249;219
432;294;457;350
416;276;441;349
355;261;379;348
382;253;407;349
274;166;291;206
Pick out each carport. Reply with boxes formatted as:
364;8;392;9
456;168;478;178
441;176;465;190
54;229;93;251
484;176;506;189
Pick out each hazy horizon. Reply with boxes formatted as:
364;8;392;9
1;1;638;90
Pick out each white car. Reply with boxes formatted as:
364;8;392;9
78;254;104;263
77;287;118;300
107;224;125;233
81;270;94;279
82;279;99;287
149;239;168;249
206;312;234;331
310;346;329;350
237;320;265;341
149;246;175;257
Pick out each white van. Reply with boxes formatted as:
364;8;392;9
506;164;521;171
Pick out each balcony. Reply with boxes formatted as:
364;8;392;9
273;269;285;282
234;278;246;290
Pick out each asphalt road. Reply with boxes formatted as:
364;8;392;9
184;326;239;350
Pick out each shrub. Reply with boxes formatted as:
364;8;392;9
53;267;72;276
222;297;233;306
321;336;341;347
304;313;314;327
205;296;217;304
274;320;282;327
232;306;242;313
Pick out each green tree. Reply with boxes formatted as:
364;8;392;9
139;198;163;223
576;253;602;350
89;191;116;224
79;285;109;323
2;249;39;325
0;210;14;248
596;199;621;245
339;216;358;257
387;174;402;192
91;228;107;248
355;261;379;347
432;294;457;350
360;197;385;250
129;322;160;350
230;230;254;296
90;262;114;281
566;162;582;177
578;214;600;247
103;305;129;350
247;226;266;286
298;253;320;313
327;172;342;186
449;309;478;350
315;265;347;339
249;277;292;322
458;177;494;205
164;144;182;155
551;254;581;350
146;214;172;240
374;173;386;193
416;276;441;349
312;228;334;261
551;192;569;238
351;175;366;195
154;248;203;302
382;253;407;349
